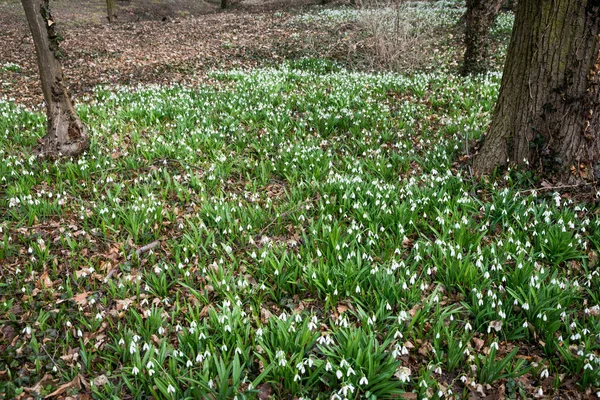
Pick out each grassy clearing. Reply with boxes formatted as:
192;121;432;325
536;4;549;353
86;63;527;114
0;3;599;400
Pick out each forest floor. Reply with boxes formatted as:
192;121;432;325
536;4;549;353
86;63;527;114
0;0;351;108
2;1;600;399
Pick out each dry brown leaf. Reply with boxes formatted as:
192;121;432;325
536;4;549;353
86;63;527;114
45;375;81;398
472;337;485;351
489;320;503;332
115;298;134;311
24;373;57;395
60;347;80;364
93;374;108;387
72;292;90;306
37;271;53;288
257;383;272;400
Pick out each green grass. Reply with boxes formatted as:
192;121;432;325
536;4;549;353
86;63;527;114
0;6;599;399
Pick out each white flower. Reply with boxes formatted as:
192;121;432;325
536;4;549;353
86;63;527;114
132;366;139;375
396;367;411;383
359;376;368;385
167;384;175;394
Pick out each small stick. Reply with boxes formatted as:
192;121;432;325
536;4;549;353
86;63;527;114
129;240;160;259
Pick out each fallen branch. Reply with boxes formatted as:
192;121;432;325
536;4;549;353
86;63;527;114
129;240;160;260
518;182;595;195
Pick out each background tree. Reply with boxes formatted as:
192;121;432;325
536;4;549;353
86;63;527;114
21;0;89;157
473;0;600;183
461;0;504;75
106;0;116;22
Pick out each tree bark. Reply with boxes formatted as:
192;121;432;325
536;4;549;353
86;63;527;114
21;0;89;158
473;0;600;183
461;0;504;75
106;0;116;22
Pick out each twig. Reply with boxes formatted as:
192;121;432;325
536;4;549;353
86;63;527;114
129;240;160;259
518;182;594;195
258;198;312;237
41;344;65;374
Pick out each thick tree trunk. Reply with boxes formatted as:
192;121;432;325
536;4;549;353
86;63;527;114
106;0;116;22
501;0;517;11
21;0;89;158
461;0;504;75
473;0;600;183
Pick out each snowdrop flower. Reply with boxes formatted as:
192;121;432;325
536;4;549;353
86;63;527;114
167;384;175;394
359;376;368;385
132;366;139;375
396;367;411;383
340;383;355;396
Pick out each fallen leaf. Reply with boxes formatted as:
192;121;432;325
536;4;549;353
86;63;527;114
24;373;57;395
73;292;91;306
93;374;108;387
37;271;53;288
472;337;485;351
115;298;133;311
257;382;272;400
46;375;81;398
489;320;503;332
399;392;417;399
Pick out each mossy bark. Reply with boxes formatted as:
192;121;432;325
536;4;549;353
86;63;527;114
106;0;116;22
473;0;600;183
21;0;89;158
462;0;504;75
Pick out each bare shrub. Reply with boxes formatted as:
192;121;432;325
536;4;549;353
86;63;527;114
350;1;462;72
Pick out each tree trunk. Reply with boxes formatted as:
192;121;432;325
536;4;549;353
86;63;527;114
21;0;89;158
461;0;504;75
106;0;116;22
501;0;518;11
473;0;600;183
